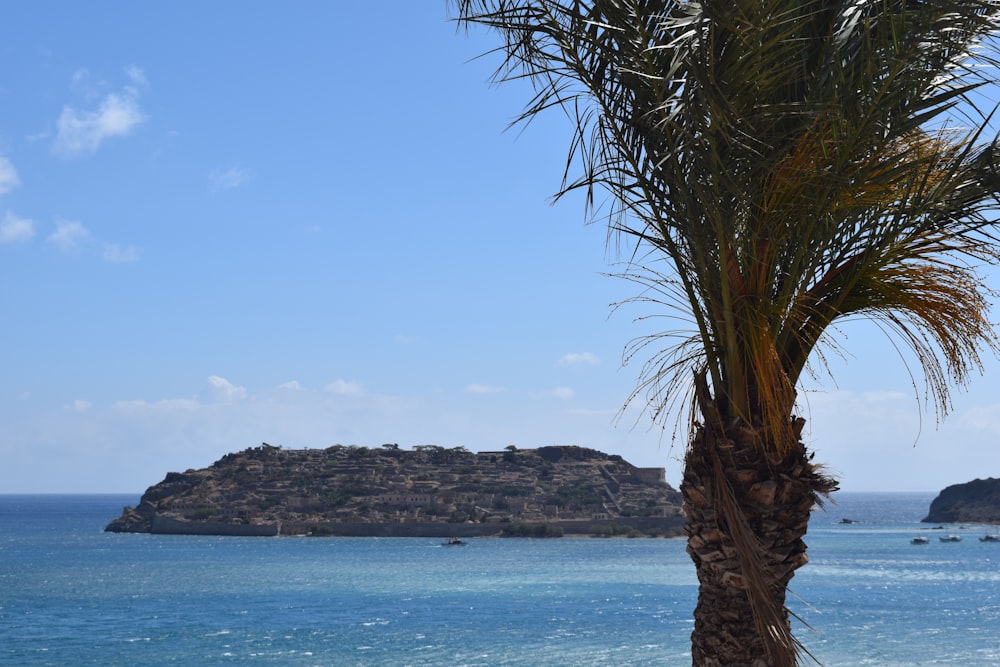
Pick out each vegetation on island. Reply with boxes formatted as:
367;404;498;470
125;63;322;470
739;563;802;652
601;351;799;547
451;1;1000;664
105;443;684;537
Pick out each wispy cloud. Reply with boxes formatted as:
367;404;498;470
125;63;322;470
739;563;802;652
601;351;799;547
43;218;139;263
552;386;575;400
0;211;34;243
53;66;147;157
559;352;600;366
325;379;363;396
278;380;302;391
208;165;249;193
113;397;200;412
956;403;1000;436
102;242;141;263
124;65;148;88
0;157;19;195
48;218;90;252
465;384;507;395
205;375;247;402
565;407;616;416
25;131;50;144
3;374;690;493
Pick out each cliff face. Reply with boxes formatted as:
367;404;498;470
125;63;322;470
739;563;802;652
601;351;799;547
922;478;1000;524
106;444;684;537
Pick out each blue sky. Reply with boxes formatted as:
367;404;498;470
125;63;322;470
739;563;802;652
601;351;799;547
2;2;999;494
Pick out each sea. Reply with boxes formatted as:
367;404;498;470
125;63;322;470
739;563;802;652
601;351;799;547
1;493;997;666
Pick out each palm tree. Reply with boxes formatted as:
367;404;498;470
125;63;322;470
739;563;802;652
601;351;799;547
450;1;1000;665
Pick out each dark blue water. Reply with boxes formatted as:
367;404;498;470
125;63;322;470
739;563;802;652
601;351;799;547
1;493;997;666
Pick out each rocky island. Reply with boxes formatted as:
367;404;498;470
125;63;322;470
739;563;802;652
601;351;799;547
922;477;1000;524
106;444;685;537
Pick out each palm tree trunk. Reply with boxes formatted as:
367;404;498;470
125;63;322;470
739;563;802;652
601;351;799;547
682;417;834;667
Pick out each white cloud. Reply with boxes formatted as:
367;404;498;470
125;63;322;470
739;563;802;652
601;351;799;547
553;386;575;400
0;157;19;195
278;380;302;391
325;379;363;396
71;400;92;412
102;242;141;263
0;211;34;243
559;352;600;366
48;218;90;251
208;166;249;192
53;68;146;157
465;384;507;395
206;375;247;402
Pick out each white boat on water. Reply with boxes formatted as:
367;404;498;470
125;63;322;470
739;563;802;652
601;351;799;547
980;534;1000;543
911;536;930;544
939;535;962;542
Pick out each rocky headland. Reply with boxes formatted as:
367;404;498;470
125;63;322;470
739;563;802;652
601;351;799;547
921;477;1000;524
106;444;685;537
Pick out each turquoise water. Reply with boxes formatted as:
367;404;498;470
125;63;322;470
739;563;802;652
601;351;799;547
1;493;997;666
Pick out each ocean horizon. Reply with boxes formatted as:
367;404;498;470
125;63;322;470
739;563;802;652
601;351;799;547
2;492;998;666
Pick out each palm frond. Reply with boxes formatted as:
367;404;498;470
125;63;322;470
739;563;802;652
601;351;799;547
451;1;1000;664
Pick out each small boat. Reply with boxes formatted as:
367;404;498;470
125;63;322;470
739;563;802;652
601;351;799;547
911;536;930;544
442;537;467;546
980;534;1000;543
939;535;962;542
839;518;859;524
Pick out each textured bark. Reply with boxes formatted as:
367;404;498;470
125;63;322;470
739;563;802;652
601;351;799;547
683;418;835;667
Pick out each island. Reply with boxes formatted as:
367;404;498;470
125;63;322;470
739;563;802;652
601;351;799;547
921;477;1000;524
105;444;685;537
